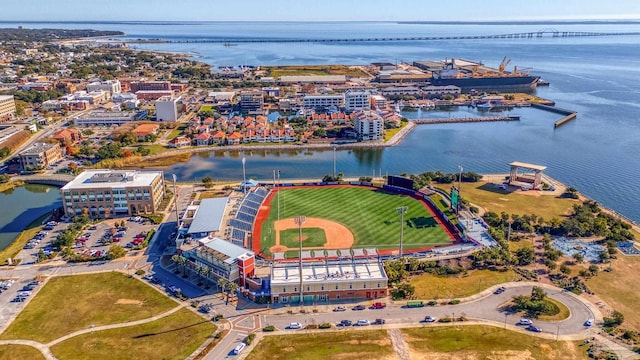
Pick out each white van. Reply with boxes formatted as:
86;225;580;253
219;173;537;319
233;343;246;355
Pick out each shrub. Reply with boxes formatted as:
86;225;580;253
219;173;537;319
438;317;453;323
213;314;224;321
319;323;332;329
427;300;438;306
244;333;256;345
448;299;461;305
135;269;145;276
262;325;276;332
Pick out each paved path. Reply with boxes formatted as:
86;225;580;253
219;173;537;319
0;339;56;360
47;304;185;346
388;328;410;360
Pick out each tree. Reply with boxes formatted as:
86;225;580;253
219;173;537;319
96;143;122;159
515;247;535;266
0;147;10;159
107;244;127;259
560;264;571;276
202;176;214;189
531;286;546;302
217;278;228;293
226;282;238;305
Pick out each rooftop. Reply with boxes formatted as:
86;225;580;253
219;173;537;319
20;142;58;155
196;237;254;265
510;161;547;171
187;197;228;234
62;169;163;190
0;95;14;101
271;260;387;285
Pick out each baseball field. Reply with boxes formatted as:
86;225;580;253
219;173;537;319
254;186;454;256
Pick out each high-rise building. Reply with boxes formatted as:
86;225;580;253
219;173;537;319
345;90;371;111
155;95;182;121
239;90;264;114
352;110;384;141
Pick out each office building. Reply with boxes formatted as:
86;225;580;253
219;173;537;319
155;95;182;121
0;95;17;123
61;170;165;218
87;80;122;94
239;90;264;114
302;94;345;109
183;237;255;286
345;90;371;111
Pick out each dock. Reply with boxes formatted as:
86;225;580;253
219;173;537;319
412;116;520;125
531;103;577;128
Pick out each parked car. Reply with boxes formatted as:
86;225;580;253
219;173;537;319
584;318;594;327
233;343;246;355
518;318;533;326
527;325;542;332
287;322;302;329
371;302;386;309
337;320;352;327
333;306;347;312
494;286;506;294
355;319;371;326
424;316;437;323
352;305;366;311
374;318;386;325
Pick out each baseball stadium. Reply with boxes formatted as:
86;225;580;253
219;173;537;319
247;182;462;259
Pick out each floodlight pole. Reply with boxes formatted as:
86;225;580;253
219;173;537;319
396;206;408;259
295;216;306;306
277;170;281;220
172;174;180;234
332;145;337;179
242;157;246;194
457;165;463;214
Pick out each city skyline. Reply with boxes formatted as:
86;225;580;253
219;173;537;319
1;0;639;22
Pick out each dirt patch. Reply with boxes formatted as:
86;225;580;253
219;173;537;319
410;350;534;360
269;217;354;253
115;299;143;305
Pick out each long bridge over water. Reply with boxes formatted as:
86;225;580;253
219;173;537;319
123;30;640;44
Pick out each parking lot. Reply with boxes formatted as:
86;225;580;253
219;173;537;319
15;217;157;265
0;277;42;333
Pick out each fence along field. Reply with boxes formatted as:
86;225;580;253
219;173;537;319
255;186;453;256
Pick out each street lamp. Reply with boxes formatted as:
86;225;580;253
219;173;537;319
172;174;180;233
396;206;408;258
294;215;306;306
241;157;246;194
332;145;337;179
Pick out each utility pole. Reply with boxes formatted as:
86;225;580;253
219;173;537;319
295;216;306;306
396;206;408;259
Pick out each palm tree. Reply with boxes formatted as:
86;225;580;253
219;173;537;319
201;267;211;288
194;265;202;282
226;282;238;305
217;278;228;294
171;254;181;273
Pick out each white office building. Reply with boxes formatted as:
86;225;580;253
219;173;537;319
155;95;182;121
87;80;122;95
302;94;345;109
345;90;371;112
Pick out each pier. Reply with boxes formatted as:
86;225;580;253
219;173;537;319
531;103;577;128
119;30;640;45
411;116;520;125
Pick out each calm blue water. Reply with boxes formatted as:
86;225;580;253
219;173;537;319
2;21;640;224
0;185;61;250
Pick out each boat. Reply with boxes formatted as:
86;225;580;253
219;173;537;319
430;58;539;93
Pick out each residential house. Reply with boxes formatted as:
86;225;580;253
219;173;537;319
132;124;160;142
195;132;211;146
211;131;225;144
51;128;82;146
227;132;243;145
169;136;191;148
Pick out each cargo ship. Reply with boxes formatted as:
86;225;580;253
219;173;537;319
418;58;539;93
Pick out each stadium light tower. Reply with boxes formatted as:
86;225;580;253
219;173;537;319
294;215;306;306
396;206;408;258
242;157;247;194
332;145;337;179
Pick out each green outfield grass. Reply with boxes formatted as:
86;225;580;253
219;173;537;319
280;228;327;248
260;187;451;253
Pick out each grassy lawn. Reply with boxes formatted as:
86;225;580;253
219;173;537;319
433;181;579;220
264;65;369;78
138;144;169;155
410;269;519;300
0;344;45;360
539;297;571;321
508;239;534;252
50;308;214;360
246;330;394;360
429;194;450;213
0;210;48;265
166;124;187;140
401;326;588;360
280;228;327;248
0;272;177;343
198;190;229;199
587;254;640;331
261;187;451;252
383;121;409;142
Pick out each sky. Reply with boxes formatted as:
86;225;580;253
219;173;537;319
1;0;639;22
